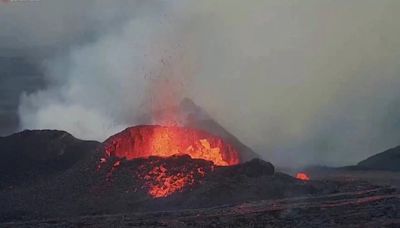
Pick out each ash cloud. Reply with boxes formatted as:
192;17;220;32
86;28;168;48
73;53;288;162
7;0;400;167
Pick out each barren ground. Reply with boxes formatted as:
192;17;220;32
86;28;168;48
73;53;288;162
2;170;399;228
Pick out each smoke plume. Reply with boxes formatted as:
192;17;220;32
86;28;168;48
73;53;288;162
9;0;400;166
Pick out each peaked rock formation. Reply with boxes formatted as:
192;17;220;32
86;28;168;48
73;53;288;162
180;98;259;162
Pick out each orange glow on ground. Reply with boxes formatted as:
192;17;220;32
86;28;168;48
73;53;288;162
296;172;310;181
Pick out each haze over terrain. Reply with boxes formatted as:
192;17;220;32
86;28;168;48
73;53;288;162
1;0;400;167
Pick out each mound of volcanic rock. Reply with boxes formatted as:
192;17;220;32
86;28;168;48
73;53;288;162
357;145;400;171
0;130;100;188
98;124;273;200
93;155;325;212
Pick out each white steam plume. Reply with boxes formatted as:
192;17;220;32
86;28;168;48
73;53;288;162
17;0;400;167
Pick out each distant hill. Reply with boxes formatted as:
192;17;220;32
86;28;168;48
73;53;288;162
357;145;400;171
0;130;100;187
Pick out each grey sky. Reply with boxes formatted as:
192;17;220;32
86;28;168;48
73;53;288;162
1;0;400;167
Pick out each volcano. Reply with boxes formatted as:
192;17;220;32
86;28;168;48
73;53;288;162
1;101;399;227
97;99;258;198
101;125;241;198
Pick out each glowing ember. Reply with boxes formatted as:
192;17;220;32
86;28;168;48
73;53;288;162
100;125;240;198
103;125;240;166
296;172;310;181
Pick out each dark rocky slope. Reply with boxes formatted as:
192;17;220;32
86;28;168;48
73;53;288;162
357;145;400;171
0;130;100;188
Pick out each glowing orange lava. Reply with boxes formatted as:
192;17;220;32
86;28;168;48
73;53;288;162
104;125;240;166
136;158;212;198
146;165;187;198
296;172;310;181
101;125;239;198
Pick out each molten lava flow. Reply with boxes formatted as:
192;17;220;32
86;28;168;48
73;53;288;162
103;125;240;166
135;156;213;198
100;125;239;198
296;172;310;181
145;165;186;198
